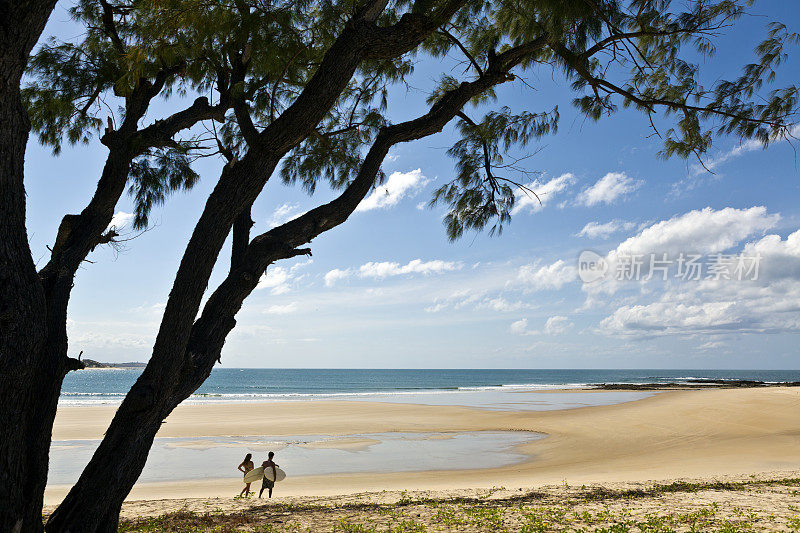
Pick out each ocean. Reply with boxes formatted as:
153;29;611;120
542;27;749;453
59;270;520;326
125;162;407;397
59;368;800;406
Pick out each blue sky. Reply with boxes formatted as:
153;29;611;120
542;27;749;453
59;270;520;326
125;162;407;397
24;1;800;368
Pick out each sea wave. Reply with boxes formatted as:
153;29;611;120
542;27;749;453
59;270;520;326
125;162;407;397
57;382;592;406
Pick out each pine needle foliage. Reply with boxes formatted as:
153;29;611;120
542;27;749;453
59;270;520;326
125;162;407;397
24;0;800;239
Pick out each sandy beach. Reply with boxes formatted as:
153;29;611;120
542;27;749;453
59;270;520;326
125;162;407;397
44;386;800;510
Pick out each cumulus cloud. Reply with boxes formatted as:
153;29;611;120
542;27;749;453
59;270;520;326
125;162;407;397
617;206;778;257
581;206;781;302
268;203;305;228
598;276;800;337
264;302;299;315
256;259;313;294
544;315;573;335
108;211;134;230
518;260;576;291
324;259;461;286
359;259;460;278
257;266;290;293
356;169;428;211
599;300;742;337
511;173;574;215
510;318;532;335
479;297;530;313
596;225;800;337
577;220;637;239
596;280;800;336
577;172;642;206
510;316;573;336
741;229;800;281
324;268;351;287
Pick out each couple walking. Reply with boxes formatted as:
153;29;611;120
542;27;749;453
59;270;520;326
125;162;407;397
237;451;279;498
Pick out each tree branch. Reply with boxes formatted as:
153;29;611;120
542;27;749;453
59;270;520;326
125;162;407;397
440;28;483;76
180;52;526;380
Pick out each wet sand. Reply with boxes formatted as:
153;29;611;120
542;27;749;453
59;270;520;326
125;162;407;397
45;387;800;504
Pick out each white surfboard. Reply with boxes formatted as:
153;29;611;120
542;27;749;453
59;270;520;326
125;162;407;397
242;465;286;483
243;466;264;483
264;466;286;482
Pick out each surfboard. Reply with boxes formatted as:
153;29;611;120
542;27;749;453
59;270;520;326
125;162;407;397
264;466;286;482
243;466;264;483
242;465;287;483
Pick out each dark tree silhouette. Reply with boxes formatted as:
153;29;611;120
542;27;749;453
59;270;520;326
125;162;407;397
1;0;798;530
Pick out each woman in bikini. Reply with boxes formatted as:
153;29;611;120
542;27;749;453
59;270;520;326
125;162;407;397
237;453;255;497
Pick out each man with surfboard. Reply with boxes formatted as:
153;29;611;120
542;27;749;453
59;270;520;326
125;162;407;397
259;451;279;498
241;450;286;497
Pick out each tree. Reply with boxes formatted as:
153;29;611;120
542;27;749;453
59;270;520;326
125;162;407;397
1;0;78;531
1;0;798;531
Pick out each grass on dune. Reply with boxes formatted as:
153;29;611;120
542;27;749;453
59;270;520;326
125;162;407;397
114;477;800;532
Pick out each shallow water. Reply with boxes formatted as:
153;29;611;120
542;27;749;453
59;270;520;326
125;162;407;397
48;431;543;485
349;389;655;411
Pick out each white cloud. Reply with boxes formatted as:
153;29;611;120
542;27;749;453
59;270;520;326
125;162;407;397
597;277;800;337
518;260;576;291
615;206;779;257
510;316;573;336
699;340;727;351
358;259;461;279
599;300;743;337
356;169;428;211
510;318;532;335
512;173;574;215
268;203;305;228
544;315;573;335
690;125;800;177
324;268;351;287
673;125;800;196
425;302;448;313
427;290;533;313
257;266;290;293
479;297;530;313
741;229;800;281
264;302;299;315
256;259;313;294
596;226;800;337
324;259;461;286
577;220;637;239
108;211;134;230
693;139;764;176
581;206;782;302
577;172;642;206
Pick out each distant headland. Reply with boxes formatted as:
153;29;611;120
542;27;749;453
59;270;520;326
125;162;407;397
81;359;146;369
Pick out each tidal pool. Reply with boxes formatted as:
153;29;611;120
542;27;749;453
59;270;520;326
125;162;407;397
48;431;544;485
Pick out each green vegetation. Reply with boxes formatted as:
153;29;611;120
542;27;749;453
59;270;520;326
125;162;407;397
113;476;800;532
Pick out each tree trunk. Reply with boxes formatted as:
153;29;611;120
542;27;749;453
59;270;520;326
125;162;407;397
0;1;62;530
45;4;468;529
45;333;236;533
231;207;254;271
